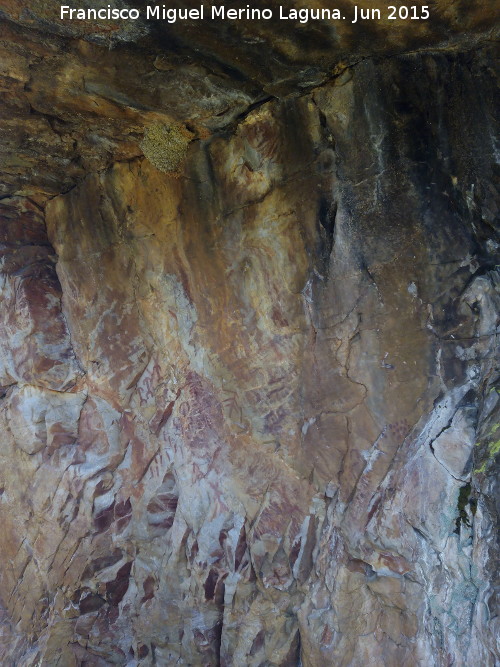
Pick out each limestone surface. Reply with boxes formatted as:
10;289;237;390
0;4;498;666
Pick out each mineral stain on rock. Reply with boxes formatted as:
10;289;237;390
0;2;499;665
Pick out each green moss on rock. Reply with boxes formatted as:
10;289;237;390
140;123;192;173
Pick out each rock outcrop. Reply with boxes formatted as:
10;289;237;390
0;3;498;665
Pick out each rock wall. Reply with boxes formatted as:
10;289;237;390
0;12;498;667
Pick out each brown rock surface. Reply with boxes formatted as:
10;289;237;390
0;3;499;666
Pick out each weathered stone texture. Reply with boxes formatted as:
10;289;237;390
0;5;498;666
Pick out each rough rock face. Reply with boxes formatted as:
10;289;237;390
0;5;499;666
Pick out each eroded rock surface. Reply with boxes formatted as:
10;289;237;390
0;5;499;666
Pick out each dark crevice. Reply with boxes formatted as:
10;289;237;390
231;95;278;128
317;196;337;275
455;483;477;534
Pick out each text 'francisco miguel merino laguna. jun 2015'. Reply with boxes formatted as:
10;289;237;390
59;4;432;24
